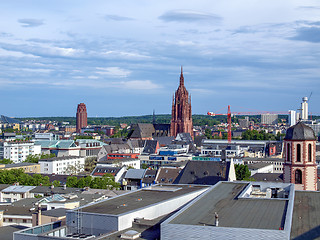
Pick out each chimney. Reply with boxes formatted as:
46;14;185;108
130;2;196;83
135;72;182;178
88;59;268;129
33;206;42;226
215;212;219;227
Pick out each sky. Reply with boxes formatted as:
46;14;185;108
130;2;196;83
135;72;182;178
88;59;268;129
0;0;320;117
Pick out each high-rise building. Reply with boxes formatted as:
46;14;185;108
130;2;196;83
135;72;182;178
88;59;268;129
76;103;87;133
239;117;249;128
301;97;308;121
288;110;297;126
170;67;193;139
261;114;278;125
283;122;317;191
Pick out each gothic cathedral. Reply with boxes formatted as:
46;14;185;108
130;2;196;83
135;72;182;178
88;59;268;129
170;67;194;139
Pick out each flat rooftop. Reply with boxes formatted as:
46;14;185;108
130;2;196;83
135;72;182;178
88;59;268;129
80;185;208;215
291;191;320;239
169;182;288;230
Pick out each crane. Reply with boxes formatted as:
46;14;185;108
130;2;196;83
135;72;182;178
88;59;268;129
227;105;231;143
207;106;289;144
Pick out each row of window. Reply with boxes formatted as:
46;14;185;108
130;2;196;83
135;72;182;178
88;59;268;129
4;218;30;223
287;143;313;162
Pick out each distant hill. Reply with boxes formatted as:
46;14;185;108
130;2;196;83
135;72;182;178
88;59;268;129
17;114;296;127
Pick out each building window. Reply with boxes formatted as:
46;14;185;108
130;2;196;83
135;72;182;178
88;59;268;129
308;144;312;162
295;169;302;184
287;143;290;161
297;144;301;162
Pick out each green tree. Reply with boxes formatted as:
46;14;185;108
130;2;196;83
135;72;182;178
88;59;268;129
66;176;78;188
0;159;13;164
25;153;56;163
204;128;213;139
141;164;148;169
235;164;251;180
52;180;61;187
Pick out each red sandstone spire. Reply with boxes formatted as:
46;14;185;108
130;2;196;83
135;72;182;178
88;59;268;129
170;67;194;139
180;66;184;86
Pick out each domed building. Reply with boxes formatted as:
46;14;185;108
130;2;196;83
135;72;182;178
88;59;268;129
283;121;317;191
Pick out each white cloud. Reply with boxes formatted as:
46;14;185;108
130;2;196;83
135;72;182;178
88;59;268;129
102;51;151;60
119;80;161;90
96;67;131;78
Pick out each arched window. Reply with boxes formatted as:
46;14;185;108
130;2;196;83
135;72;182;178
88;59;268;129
287;143;290;161
308;144;312;162
295;169;302;184
297;144;301;162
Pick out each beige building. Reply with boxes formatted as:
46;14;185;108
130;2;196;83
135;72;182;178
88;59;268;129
0;162;40;173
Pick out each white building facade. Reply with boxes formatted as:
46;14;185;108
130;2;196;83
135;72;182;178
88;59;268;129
3;141;41;163
39;156;85;175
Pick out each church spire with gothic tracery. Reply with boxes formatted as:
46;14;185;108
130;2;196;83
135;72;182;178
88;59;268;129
170;67;194;139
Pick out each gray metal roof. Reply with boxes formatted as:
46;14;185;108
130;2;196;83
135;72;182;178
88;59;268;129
169;182;288;230
125;169;146;179
247;162;273;170
290;191;320;239
0;225;28;240
42;208;67;218
2;185;36;193
285;121;316;141
79;185;208;216
251;173;283;182
173;160;230;185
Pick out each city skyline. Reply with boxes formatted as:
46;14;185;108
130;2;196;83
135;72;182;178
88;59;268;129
1;0;320;117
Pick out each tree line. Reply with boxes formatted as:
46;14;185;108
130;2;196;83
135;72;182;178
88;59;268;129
0;168;120;190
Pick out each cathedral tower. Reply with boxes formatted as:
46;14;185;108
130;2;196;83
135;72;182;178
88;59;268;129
170;67;194;139
76;103;87;133
283;122;317;191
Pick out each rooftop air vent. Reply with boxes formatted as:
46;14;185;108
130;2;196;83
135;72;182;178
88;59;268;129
120;230;141;239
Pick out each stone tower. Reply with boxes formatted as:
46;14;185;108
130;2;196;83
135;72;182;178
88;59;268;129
76;103;87;133
283;121;317;191
170;67;194;139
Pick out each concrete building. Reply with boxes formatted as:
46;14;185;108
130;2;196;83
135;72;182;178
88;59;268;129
301;97;308;121
3;141;41;163
0;162;40;173
35;140;80;157
201;139;272;158
238;117;249;128
98;158;140;169
161;181;294;240
261;114;278;125
39;156;85;175
14;184;209;239
139;154;192;169
247;162;274;176
91;166;125;183
0;185;36;203
34;133;59;141
288;110;297;126
76;103;87;133
243;157;284;173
